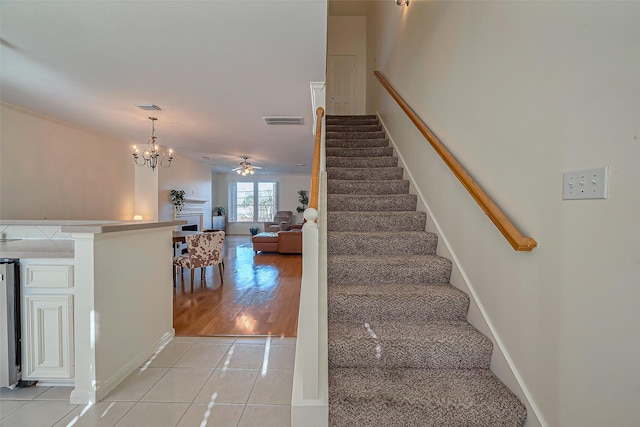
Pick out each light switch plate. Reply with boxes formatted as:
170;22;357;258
563;166;608;200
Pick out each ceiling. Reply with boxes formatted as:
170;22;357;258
0;0;328;174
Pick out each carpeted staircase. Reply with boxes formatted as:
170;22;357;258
326;115;527;426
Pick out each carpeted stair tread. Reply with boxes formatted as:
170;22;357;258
328;284;469;322
328;179;410;195
326;124;383;132
328;211;426;232
326;156;398;168
325;114;527;425
327;114;377;120
329;368;527;427
328;194;416;212
328;320;492;369
326;119;381;126
327;131;386;140
327;167;403;181
327;231;436;255
328;254;452;284
326;146;393;157
325;138;390;148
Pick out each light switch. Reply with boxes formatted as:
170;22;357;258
563;166;608;200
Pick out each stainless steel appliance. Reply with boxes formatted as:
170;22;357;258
0;259;20;387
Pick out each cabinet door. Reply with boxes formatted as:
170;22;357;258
23;295;74;379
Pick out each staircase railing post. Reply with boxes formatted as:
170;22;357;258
301;208;319;399
291;82;328;427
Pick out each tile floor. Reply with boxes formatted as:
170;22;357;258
0;336;295;427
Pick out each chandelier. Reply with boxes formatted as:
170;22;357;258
132;117;173;170
235;156;256;176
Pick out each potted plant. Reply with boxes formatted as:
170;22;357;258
249;226;259;236
213;206;225;216
296;190;309;214
170;189;186;215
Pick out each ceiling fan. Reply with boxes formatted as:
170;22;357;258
232;156;262;176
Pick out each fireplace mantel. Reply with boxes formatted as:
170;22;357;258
184;198;206;205
176;199;208;230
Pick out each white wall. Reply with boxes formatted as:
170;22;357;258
327;16;367;114
158;152;212;229
213;172;310;234
0;103;134;220
366;2;640;427
71;226;174;403
134;166;158;221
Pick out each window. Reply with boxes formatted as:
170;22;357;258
229;181;277;222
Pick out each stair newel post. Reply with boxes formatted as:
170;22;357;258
300;207;320;399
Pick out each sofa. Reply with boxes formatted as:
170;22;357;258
252;229;302;254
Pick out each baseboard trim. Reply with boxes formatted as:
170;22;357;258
377;113;547;427
32;380;74;387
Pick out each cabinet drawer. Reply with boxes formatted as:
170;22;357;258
24;265;73;288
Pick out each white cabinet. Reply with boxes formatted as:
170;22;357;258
24;264;73;288
21;260;74;381
212;215;226;231
24;295;74;379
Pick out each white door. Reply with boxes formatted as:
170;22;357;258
327;54;356;115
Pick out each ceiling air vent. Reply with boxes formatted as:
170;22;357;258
263;116;303;125
136;103;162;111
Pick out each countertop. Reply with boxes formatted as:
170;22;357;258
0;239;74;259
0;220;186;258
61;220;185;234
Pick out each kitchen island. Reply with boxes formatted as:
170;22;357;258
0;219;185;404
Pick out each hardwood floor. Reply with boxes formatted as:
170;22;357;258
173;235;302;337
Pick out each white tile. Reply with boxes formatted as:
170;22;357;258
52;401;135;427
270;337;297;346
34;386;74;400
37;226;63;239
103;368;168;401
50;229;72;240
238;404;290;427
233;336;272;345
144;342;194;368
171;336;199;343
175;345;229;369
4;226;48;239
198;337;236;345
114;402;189;427
141;368;213;403
194;369;258;404
219;344;265;369
0;400;27;420
248;369;293;405
0;385;50;400
0;400;77;427
265;345;296;370
176;403;244;427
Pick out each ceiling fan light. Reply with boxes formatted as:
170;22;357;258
250;169;255;175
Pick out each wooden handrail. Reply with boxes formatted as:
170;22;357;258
309;107;325;211
375;71;537;251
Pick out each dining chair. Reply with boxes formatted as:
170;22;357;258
173;231;225;293
203;229;225;272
